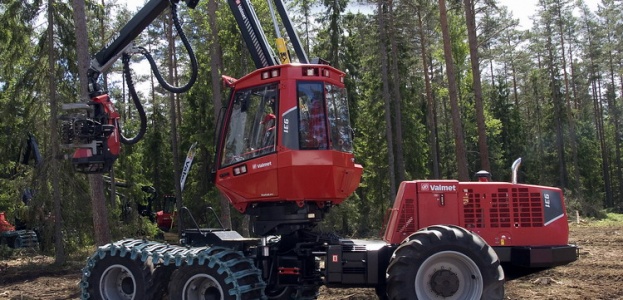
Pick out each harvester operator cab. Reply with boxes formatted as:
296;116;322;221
213;64;363;235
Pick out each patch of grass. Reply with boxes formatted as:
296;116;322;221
591;212;623;227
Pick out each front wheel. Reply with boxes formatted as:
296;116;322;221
386;225;504;300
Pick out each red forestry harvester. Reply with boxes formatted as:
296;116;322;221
138;186;176;231
0;212;38;249
0;134;41;249
58;0;577;299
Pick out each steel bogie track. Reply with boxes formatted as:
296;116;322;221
80;238;266;299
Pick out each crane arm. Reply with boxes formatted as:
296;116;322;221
227;0;279;69
271;0;308;64
88;0;199;94
226;0;310;68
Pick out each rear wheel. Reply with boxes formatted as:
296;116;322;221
86;255;153;300
170;265;227;300
386;225;504;300
168;247;265;300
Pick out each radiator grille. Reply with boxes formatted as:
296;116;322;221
465;186;544;228
396;198;416;234
512;187;544;227
464;190;483;228
490;189;511;228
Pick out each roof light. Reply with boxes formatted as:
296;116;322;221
323;69;330;77
261;71;270;80
271;69;280;77
304;67;318;76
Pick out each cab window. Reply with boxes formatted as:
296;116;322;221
221;84;278;167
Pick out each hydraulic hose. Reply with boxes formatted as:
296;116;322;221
120;53;147;145
139;2;198;93
118;2;198;145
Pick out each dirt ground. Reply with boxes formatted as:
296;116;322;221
0;223;621;300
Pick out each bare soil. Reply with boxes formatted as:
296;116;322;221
0;223;621;300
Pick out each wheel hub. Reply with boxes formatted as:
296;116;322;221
101;264;135;300
430;269;460;297
120;276;134;295
184;274;224;300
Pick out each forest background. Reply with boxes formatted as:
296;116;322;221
1;0;621;263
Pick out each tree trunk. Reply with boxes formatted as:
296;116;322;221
73;0;111;246
48;0;65;265
166;13;184;238
388;1;405;184
207;0;233;230
596;77;612;207
617;72;623;203
556;0;580;191
605;29;623;205
438;0;469;180
378;0;397;198
507;36;519;107
582;15;611;206
463;0;490;172
546;34;567;189
416;4;439;179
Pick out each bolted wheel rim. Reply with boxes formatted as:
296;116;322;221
182;273;225;300
415;251;483;300
99;264;136;300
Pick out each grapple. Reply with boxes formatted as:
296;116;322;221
59;94;120;174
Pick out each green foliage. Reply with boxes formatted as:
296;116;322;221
564;189;606;219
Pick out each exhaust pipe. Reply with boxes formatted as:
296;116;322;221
511;158;522;184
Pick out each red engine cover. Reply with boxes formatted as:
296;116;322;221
383;180;570;248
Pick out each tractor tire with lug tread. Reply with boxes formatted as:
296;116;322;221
385;225;504;300
86;255;155;300
168;247;265;300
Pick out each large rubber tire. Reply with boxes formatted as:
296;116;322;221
386;225;504;300
168;248;265;300
86;255;154;300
